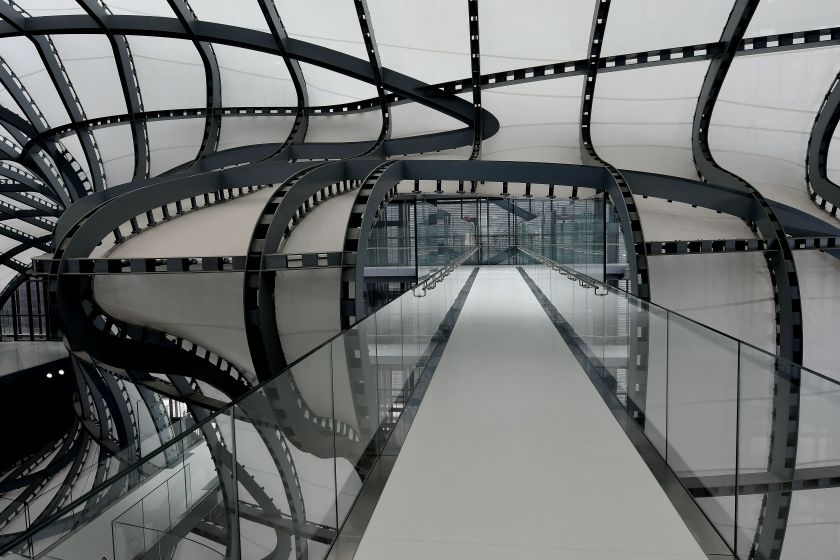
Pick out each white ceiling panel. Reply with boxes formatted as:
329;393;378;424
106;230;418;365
103;0;175;17
479;77;582;164
368;0;470;85
0;37;71;127
276;0;367;60
190;0;269;31
828;126;840;186
213;44;296;107
128;36;206;111
795;250;840;381
635;197;755;241
93;124;135;188
0;233;16;253
50;35;126;120
15;0;85;16
710;47;840;223
480;0;595;73
389;102;463;139
305;111;382;144
592;60;709;179
298;62;377;106
746;0;840;38
601;0;732;57
218;116;294;151
649;252;775;353
16;247;45;265
147;118;205;176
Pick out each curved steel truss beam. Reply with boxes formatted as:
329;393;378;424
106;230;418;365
691;2;799;558
256;0;309;157
0;3;106;193
467;0;482;159
78;0;150;182
352;0;390;155
578;0;651;427
806;69;840;218
166;0;222;167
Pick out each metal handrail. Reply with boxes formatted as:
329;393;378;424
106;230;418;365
412;246;478;298
519;247;607;296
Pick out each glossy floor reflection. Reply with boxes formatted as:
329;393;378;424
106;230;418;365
354;266;706;559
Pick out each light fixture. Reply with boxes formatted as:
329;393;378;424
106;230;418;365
46;373;53;379
58;369;65;375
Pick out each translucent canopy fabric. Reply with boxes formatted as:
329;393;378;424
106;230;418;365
368;0;471;84
479;0;595;72
600;0;733;56
746;0;840;37
128;36;206;111
0;0;835;351
591;61;711;180
214;45;296;108
103;0;174;17
710;46;840;222
479;78;583;163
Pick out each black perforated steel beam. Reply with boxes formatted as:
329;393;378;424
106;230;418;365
256;0;309;158
692;2;798;558
167;0;222;165
78;0;149;182
579;0;651;430
467;0;482;159
806;69;840;218
353;0;390;155
0;3;106;193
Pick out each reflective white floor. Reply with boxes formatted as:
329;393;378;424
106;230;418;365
355;267;706;559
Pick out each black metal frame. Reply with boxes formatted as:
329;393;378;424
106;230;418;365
692;3;800;558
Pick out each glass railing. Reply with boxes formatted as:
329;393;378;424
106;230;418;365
0;252;477;560
0;414;197;560
519;247;840;560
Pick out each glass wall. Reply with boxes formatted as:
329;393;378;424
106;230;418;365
364;193;612;314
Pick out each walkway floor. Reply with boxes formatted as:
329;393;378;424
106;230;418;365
354;266;706;559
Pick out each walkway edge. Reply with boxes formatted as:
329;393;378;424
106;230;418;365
326;266;480;560
516;266;734;560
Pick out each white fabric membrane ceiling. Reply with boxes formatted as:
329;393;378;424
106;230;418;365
601;0;733;56
103;0;174;17
368;0;471;84
93;125;135;187
479;0;595;72
710;46;840;223
480;78;583;163
591;61;709;180
213;45;296;107
0;0;835;373
746;0;840;37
